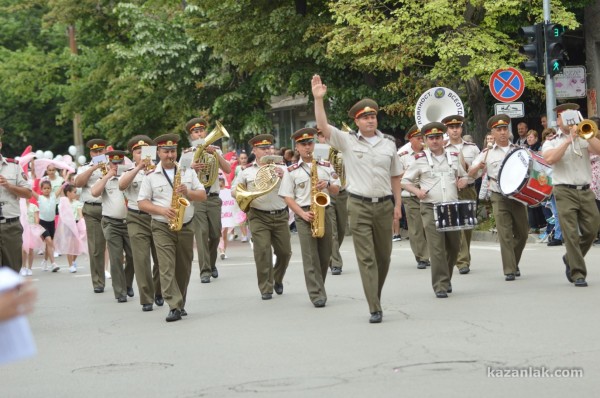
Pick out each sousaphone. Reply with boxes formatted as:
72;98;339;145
414;87;465;129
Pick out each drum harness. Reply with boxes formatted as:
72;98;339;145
423;149;459;202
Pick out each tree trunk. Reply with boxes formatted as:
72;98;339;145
464;76;488;146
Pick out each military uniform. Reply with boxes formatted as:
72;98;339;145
232;134;292;299
541;103;600;285
279;128;341;306
138;134;204;320
398;125;429;268
442;115;481;274
328;149;348;275
402;123;466;296
76;139;107;292
0;152;31;272
92;150;134;301
121;136;162;310
327;99;403;318
471;115;528;279
186;118;223;283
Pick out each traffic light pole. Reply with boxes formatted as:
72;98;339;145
544;0;557;127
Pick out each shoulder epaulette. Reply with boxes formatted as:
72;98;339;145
464;141;476;146
145;169;155;175
481;147;490;153
398;151;409;157
450;152;459;157
287;163;299;172
349;130;358;137
243;163;253;170
5;158;15;163
546;134;558;141
317;160;331;167
414;152;427;160
383;134;396;142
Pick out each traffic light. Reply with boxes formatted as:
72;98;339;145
545;23;566;77
518;23;544;77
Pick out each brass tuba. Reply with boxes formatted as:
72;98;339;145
168;161;191;231
310;158;330;238
235;155;282;213
414;87;464;129
193;121;230;187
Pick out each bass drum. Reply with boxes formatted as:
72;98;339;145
497;148;553;207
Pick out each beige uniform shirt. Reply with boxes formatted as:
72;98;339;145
0;157;31;218
120;167;147;211
278;159;340;206
77;164;103;204
542;132;592;185
444;140;481;184
233;161;287;211
398;145;423;197
328;125;403;197
137;163;203;224
99;177;127;219
471;143;517;193
402;150;466;204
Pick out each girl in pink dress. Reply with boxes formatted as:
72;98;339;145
20;198;46;276
54;184;87;272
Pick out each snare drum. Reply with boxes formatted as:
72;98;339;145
433;200;477;231
497;148;553;207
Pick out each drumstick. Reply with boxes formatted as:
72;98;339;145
482;142;493;164
425;180;440;194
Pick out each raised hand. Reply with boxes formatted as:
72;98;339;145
311;75;327;99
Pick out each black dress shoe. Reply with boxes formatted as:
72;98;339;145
459;266;470;274
435;291;448;298
127;286;134;297
515;268;521;277
261;293;272;300
369;311;383;323
180;309;188;316
547;238;563;246
505;274;516;281
117;296;127;303
274;282;283;295
211;267;219;278
201;276;211;283
563;255;573;283
142;304;153;312
154;295;164;306
447;284;453;293
313;299;326;308
574;278;588;287
166;309;182;322
417;261;427;269
331;267;342;275
94;287;104;293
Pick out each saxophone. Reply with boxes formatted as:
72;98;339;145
310;158;331;238
168;161;191;231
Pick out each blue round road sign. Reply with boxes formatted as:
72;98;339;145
489;67;525;103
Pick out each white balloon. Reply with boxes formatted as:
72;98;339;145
15;156;21;162
35;150;44;158
44;150;53;159
55;154;63;162
62;155;72;163
68;145;77;156
77;155;87;165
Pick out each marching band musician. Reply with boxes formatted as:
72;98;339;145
119;136;163;312
231;134;291;301
138;134;206;322
442;115;481;275
469;115;528;281
398;125;430;270
317;129;348;276
542;103;600;287
311;75;403;324
91;150;135;303
402;122;468;298
279;128;340;308
74;139;108;294
185;118;231;284
0;128;33;272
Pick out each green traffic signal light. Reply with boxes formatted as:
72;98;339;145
545;23;566;77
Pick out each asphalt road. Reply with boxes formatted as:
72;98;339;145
4;234;599;397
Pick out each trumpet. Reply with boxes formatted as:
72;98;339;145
143;155;156;172
572;119;598;157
